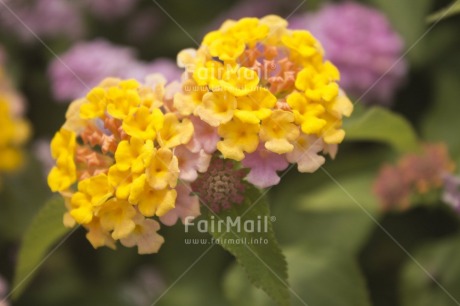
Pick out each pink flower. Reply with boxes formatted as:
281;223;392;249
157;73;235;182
186;116;220;154
373;164;411;211
0;0;83;42
160;183;200;226
323;143;338;160
286;135;326;173
48;39;181;101
242;144;289;189
175;146;211;182
120;214;164;254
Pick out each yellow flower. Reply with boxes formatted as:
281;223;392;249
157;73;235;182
139;75;165;109
0;101;14;145
108;166;144;201
319;113;346;144
63;98;86;132
234;88;276;124
227;17;269;46
0;92;30;185
157;113;194;149
0;100;30;147
177;48;198;68
260;15;288;44
48;154;77;192
282;30;323;59
114;138;154;173
193;60;224;86
106;79;141;119
286;92;326;134
122;106;164;140
146;148;179;190
296;61;340;102
80;87;107;119
217;118;260;161
50;128;76;159
260;110;299;154
196;91;237;127
69;191;93;224
98;198;137;240
203;30;223;46
69;174;113;224
84;174;115;205
0;147;23;171
215;67;260;97
328;90;354;118
137;184;177;217
173;79;207;116
206;33;245;62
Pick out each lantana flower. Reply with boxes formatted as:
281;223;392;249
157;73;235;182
289;2;407;106
48;15;355;254
174;15;353;188
48;77;203;254
373;143;456;211
0;48;30;189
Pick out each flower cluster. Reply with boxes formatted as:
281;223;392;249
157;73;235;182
290;3;407;106
0;48;30;189
48;15;354;254
48;77;204;254
0;0;83;42
174;16;353;188
48;39;181;101
0;0;146;43
373;144;456;210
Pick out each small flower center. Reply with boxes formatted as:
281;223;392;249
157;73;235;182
191;158;246;213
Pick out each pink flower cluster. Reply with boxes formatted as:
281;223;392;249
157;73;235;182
0;0;83;42
48;40;181;101
373;144;456;210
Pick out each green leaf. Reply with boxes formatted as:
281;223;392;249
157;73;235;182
224;247;372;306
12;196;71;299
427;1;460;23
344;105;419;153
0;155;51;240
205;184;289;306
293;173;378;252
297;172;378;212
270;151;387;254
401;235;460;306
